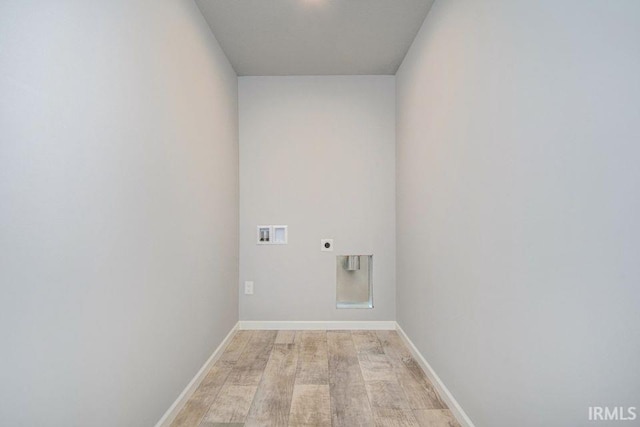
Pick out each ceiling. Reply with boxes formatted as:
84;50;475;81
195;0;435;76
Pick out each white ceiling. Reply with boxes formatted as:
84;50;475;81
195;0;434;76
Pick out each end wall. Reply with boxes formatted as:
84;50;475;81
396;1;640;426
0;1;238;425
239;76;395;322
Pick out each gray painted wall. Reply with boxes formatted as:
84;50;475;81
0;1;238;425
396;1;640;426
239;76;395;321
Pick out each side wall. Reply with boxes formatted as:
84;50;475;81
396;1;640;426
239;76;395;322
0;1;238;425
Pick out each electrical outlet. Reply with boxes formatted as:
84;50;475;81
244;281;254;295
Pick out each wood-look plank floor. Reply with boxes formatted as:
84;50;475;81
171;330;460;427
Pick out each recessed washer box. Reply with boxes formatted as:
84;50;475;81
257;225;288;244
257;226;272;244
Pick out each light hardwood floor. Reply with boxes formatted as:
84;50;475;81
171;330;460;427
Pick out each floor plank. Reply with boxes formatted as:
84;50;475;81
295;331;329;385
366;380;411;410
245;344;298;426
398;359;446;410
288;384;331;426
199;384;257;425
327;331;374;426
373;408;420;427
413;409;460;427
219;330;253;364
171;362;233;427
226;330;277;386
376;331;446;410
353;331;396;382
275;330;296;344
352;330;385;354
359;352;398;382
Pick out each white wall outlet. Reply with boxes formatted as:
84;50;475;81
244;281;254;295
321;239;334;251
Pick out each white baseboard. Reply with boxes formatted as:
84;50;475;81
395;324;475;427
238;320;397;330
154;322;239;427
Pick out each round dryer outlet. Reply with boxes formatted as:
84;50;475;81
321;239;334;251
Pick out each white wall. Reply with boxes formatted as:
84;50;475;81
396;1;640;426
239;76;395;322
0;1;238;425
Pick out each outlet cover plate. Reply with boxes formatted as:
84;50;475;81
244;281;254;295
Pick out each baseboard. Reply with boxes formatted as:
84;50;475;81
238;320;397;330
395;323;475;427
154;322;239;427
